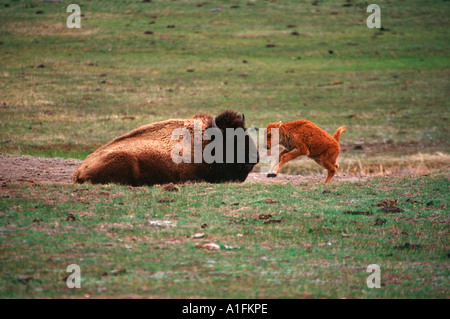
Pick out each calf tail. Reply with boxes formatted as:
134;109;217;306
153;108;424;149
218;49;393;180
333;126;347;143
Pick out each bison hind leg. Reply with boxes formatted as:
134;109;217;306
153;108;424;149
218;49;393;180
73;168;85;184
76;151;141;186
101;151;141;185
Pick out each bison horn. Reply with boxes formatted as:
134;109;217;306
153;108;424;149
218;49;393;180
241;113;245;124
211;116;218;128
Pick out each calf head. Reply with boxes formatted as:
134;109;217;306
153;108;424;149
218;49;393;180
263;121;283;151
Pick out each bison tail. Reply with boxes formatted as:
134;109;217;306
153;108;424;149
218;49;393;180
333;126;347;143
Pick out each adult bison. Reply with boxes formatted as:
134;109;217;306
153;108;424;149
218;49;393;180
73;110;258;186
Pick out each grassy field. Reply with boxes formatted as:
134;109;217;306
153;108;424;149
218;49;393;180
0;0;449;172
0;172;448;298
0;0;449;298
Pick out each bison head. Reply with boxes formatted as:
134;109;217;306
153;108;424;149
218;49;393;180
203;110;259;182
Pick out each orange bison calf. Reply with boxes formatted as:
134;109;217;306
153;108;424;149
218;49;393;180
73;110;258;186
264;120;347;184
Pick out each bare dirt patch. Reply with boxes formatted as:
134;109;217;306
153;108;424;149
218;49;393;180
0;154;81;184
0;154;367;185
244;172;365;184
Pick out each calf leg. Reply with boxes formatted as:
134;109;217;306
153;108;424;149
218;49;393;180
267;149;288;177
268;147;308;177
320;150;340;184
323;161;337;184
312;148;340;184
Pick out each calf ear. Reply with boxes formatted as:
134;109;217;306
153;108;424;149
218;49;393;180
241;113;245;125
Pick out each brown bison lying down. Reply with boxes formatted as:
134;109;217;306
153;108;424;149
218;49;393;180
73;110;258;186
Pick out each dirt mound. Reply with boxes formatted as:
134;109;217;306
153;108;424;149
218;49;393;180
0;154;365;185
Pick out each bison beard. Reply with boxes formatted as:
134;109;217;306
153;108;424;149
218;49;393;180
73;110;258;186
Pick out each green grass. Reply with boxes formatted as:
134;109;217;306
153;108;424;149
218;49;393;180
0;172;448;298
0;0;449;166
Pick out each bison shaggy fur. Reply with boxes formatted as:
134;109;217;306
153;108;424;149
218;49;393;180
73;110;258;186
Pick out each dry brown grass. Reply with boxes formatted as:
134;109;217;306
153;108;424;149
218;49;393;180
3;21;99;36
255;152;450;177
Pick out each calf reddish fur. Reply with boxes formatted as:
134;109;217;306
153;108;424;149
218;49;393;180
264;120;347;184
73;111;256;186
